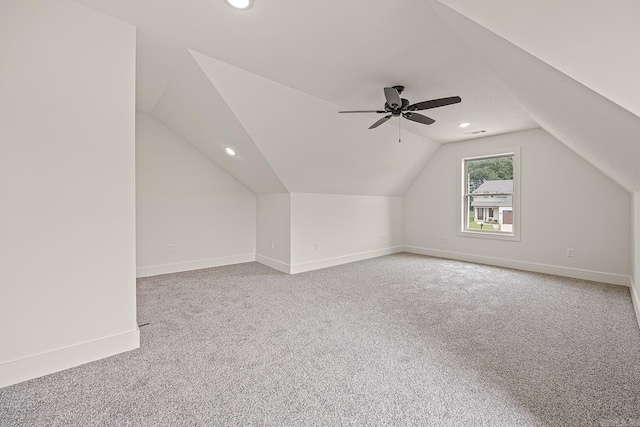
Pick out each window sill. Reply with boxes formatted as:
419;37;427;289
457;230;520;241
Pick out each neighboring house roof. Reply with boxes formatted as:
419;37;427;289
472;179;513;194
471;180;513;208
472;195;513;208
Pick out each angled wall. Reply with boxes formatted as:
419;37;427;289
633;194;640;324
136;113;256;277
256;194;291;273
290;194;404;273
255;193;403;274
0;0;138;387
404;128;631;286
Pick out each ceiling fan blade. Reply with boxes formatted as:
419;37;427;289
408;96;461;111
384;87;402;108
339;110;386;114
369;115;393;129
403;112;435;125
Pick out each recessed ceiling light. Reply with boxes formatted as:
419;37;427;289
224;0;252;9
225;147;237;156
458;122;471;128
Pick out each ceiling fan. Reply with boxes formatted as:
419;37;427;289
339;85;461;129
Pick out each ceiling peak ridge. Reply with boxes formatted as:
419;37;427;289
150;49;287;194
184;48;291;194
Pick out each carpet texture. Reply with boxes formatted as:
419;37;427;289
1;253;640;426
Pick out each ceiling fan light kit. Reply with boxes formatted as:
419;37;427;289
339;85;461;135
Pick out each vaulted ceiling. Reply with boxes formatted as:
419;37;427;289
438;0;640;119
70;0;640;194
433;0;640;193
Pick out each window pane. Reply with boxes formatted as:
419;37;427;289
464;154;514;234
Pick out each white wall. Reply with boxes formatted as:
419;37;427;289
256;194;291;273
136;113;256;277
404;128;632;285
633;193;640;326
0;0;138;387
290;193;403;273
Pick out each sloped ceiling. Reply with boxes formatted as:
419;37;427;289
189;50;442;196
430;0;640;193
152;49;441;195
69;0;638;194
68;0;538;196
151;50;286;194
437;0;640;119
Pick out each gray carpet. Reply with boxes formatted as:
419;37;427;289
2;253;640;426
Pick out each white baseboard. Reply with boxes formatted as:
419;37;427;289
136;254;255;278
256;254;290;274
402;246;632;287
290;246;404;274
0;328;140;389
630;278;640;331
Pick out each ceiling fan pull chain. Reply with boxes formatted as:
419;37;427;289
399;116;401;143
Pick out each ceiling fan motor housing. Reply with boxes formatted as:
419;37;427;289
338;86;461;129
386;98;410;116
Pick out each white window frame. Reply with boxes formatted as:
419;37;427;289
457;148;521;241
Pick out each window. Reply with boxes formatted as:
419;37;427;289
458;149;520;241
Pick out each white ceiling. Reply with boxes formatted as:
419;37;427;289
70;0;535;141
438;0;640;119
431;0;640;193
151;49;287;194
188;50;441;195
69;0;638;194
69;0;538;195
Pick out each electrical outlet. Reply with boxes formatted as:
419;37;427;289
271;241;275;249
315;242;320;251
168;243;174;253
567;248;575;257
444;236;448;243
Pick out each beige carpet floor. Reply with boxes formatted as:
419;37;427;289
2;253;639;426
